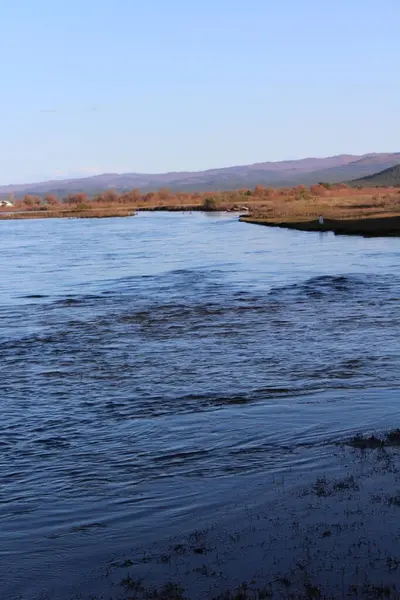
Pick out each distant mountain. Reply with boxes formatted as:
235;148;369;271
2;153;400;198
349;164;400;187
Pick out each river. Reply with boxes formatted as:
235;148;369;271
1;212;400;599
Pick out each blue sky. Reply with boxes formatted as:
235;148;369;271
1;0;399;184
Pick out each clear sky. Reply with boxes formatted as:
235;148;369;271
1;0;399;184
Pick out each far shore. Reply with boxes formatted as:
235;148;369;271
0;208;137;220
1;182;400;237
0;205;239;220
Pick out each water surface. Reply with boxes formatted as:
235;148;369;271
1;212;400;599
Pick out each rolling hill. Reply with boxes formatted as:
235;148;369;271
349;164;400;187
2;153;400;198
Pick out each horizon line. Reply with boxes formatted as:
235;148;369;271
2;151;400;189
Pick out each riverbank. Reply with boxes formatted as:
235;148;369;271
0;204;246;220
0;207;136;219
240;214;400;237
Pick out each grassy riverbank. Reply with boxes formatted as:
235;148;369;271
239;184;400;236
240;215;400;237
0;207;136;220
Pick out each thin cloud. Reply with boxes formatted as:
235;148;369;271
39;106;99;114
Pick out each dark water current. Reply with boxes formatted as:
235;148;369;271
1;212;400;598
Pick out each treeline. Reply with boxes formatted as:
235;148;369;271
3;182;398;213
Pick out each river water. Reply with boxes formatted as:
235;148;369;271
1;212;400;599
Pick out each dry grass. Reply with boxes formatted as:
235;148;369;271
246;191;400;223
240;186;400;236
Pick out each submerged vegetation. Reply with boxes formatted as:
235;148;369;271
343;429;400;450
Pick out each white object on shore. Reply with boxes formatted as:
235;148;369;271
318;216;324;225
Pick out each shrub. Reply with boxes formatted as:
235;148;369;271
203;197;219;210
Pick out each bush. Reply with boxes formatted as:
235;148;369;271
75;202;91;211
203;197;219;210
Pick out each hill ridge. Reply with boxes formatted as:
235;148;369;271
2;152;400;197
349;164;400;187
